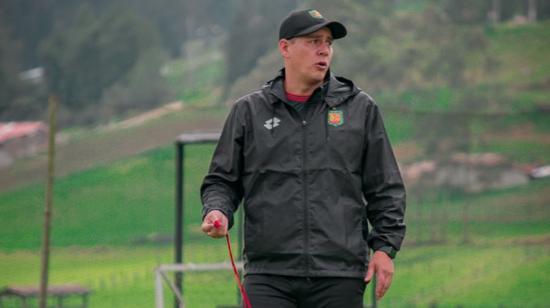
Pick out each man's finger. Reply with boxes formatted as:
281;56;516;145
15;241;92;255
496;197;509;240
377;286;390;300
207;230;225;238
201;221;213;233
375;271;393;300
375;277;386;299
364;262;375;283
203;221;224;238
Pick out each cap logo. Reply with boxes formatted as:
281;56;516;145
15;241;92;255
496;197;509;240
308;10;323;19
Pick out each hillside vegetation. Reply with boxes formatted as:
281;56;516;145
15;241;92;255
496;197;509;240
1;19;549;193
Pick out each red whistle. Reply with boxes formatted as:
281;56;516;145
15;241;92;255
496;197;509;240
213;220;222;229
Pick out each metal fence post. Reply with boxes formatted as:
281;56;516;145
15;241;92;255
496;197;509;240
174;133;220;307
175;143;184;308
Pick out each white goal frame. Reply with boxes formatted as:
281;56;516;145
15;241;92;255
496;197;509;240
154;262;243;308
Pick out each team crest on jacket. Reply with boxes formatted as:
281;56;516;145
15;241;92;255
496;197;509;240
328;110;344;127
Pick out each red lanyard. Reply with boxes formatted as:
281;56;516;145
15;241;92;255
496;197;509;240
214;220;253;308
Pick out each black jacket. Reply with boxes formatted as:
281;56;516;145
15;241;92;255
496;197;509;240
201;70;406;278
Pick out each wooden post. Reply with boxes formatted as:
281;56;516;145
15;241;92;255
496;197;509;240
462;115;472;244
39;94;58;308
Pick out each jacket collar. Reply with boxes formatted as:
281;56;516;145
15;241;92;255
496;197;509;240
264;68;360;107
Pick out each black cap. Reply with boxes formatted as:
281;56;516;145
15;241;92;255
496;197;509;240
279;9;347;40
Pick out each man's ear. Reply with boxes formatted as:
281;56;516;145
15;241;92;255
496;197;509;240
279;39;291;59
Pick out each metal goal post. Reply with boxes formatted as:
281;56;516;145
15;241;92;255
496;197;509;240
154;262;243;308
167;132;245;308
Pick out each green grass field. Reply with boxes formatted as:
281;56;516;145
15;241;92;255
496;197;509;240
0;143;216;250
0;142;548;307
0;239;548;307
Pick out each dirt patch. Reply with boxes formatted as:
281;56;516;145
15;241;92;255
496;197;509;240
510;235;550;246
0;109;226;193
486;123;550;144
394;142;422;163
101;101;183;131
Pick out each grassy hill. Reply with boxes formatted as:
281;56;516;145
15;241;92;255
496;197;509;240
2;141;548;250
0;144;214;249
2;19;548;193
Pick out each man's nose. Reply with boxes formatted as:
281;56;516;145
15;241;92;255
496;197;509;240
318;43;330;56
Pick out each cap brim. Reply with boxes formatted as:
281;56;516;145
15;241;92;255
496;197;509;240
292;21;347;40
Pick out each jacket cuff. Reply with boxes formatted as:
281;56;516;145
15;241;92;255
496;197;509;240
375;246;397;259
369;239;398;258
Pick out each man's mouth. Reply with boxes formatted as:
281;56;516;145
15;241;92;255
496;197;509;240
315;61;328;70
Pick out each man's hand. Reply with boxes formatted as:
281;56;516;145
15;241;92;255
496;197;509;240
201;210;228;238
364;250;394;300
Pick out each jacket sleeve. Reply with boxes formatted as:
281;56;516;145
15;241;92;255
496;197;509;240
200;103;245;229
361;99;406;252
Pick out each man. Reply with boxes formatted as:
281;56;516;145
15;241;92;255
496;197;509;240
201;9;406;308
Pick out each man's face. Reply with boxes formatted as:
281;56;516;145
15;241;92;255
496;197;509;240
281;27;334;86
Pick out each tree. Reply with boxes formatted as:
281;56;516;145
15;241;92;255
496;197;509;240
334;2;489;91
227;0;490;101
222;0;296;102
443;0;492;24
444;0;549;24
123;0;239;57
1;0;243;124
0;0;56;69
39;3;169;125
0;14;21;116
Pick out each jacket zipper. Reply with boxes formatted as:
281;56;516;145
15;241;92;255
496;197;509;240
301;118;310;277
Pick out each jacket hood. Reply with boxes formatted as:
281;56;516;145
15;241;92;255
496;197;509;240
263;68;361;107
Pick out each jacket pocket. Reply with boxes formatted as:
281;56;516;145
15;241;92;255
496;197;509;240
326;125;364;172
